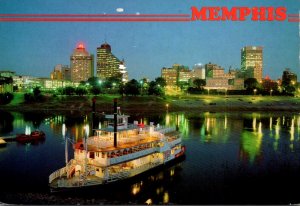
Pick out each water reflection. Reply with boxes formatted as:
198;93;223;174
2;111;300;164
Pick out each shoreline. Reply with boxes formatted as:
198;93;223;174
1;95;300;114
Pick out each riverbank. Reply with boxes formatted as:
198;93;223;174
1;94;300;114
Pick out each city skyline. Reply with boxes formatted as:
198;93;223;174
0;0;299;81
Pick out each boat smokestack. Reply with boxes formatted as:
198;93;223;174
113;98;117;147
92;97;96;130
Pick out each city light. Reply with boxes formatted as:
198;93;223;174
62;123;66;137
77;43;85;49
84;124;89;137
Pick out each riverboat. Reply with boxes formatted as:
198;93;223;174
0;138;7;147
49;99;185;192
16;130;46;143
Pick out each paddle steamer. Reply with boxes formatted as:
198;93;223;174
49;99;185;191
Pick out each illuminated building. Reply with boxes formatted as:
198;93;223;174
161;67;177;87
12;76;41;91
205;62;224;78
205;78;229;89
161;64;190;87
205;77;244;91
191;64;205;80
51;64;71;81
204;63;244;90
96;42;127;82
40;79;79;90
70;43;93;82
178;67;191;84
119;62;128;83
241;46;263;82
282;68;297;86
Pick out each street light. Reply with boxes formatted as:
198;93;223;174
270;89;273;96
140;80;143;95
166;103;169;111
253;88;257;95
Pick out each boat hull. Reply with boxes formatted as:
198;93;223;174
50;153;186;193
16;131;45;143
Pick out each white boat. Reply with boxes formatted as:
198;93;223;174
49;99;185;192
0;138;7;147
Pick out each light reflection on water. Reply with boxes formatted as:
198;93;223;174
0;111;300;204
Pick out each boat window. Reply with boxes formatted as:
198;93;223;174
111;152;115;157
116;150;122;156
89;152;95;159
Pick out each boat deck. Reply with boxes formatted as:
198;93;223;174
75;135;160;152
50;174;103;189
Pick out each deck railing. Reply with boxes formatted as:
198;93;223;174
49;159;77;184
104;161;161;183
154;126;176;134
49;166;67;184
109;147;157;165
168;137;182;148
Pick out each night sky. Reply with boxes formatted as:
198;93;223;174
0;0;299;80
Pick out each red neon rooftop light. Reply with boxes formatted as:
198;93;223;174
77;42;85;49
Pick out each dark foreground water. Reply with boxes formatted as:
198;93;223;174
0;110;300;204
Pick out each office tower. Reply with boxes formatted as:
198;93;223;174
96;42;127;81
51;64;71;81
241;46;263;82
70;43;93;82
161;67;177;87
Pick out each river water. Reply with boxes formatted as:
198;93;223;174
0;110;300;204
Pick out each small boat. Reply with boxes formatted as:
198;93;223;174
16;130;45;143
49;99;186;192
0;138;7;147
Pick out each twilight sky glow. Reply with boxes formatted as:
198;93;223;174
0;0;299;80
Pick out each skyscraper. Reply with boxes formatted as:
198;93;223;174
241;46;263;82
96;42;127;82
70;43;93;82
